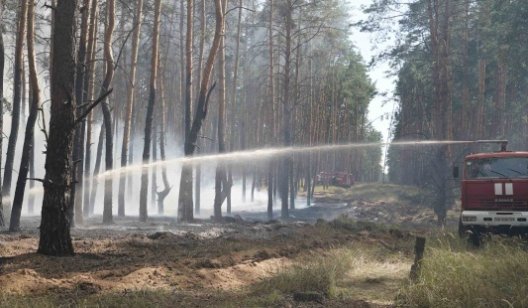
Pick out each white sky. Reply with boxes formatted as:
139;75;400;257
348;0;399;145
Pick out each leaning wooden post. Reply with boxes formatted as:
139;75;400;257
410;236;426;281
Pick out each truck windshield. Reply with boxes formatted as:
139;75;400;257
466;157;528;179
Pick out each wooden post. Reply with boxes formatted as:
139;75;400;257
410;236;426;281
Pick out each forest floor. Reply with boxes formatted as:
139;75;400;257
0;183;458;307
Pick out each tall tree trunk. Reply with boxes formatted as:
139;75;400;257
89;124;105;215
119;0;144;217
213;0;229;220
83;0;98;216
280;0;293;219
71;0;91;226
28;139;35;214
10;0;40;232
266;0;274;219
178;0;194;221
157;62;171;214
227;0;243;212
0;1;5;227
427;0;452;225
495;56;507;137
101;0;115;224
139;0;162;222
38;0;77;256
178;0;185;139
476;59;486;138
178;0;224;222
150;131;158;209
3;0;28;205
184;0;193;141
194;0;206;215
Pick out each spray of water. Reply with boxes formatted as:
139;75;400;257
18;140;475;217
95;140;472;181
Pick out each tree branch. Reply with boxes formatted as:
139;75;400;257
72;89;113;128
225;6;255;16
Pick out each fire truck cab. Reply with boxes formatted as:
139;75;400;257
458;147;528;235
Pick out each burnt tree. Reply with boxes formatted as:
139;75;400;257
38;0;78;256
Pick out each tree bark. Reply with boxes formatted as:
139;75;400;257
10;0;40;232
0;1;5;227
38;0;77;256
3;0;28;205
139;0;162;222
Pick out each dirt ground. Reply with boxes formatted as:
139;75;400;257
0;184;450;307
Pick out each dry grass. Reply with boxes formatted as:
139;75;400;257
398;236;528;308
252;248;356;298
313;183;433;207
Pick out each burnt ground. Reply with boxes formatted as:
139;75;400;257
0;184;455;307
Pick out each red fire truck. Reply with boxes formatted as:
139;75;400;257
316;171;355;188
456;141;528;235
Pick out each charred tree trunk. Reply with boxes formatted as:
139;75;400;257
38;0;77;256
3;0;28;206
119;0;144;217
10;0;40;232
139;0;162;222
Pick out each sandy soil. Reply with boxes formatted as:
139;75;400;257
0;184;443;307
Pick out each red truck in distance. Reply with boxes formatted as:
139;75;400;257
316;171;355;188
456;141;528;235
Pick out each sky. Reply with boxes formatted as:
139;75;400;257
348;0;399;146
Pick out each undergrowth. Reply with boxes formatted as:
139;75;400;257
397;236;528;308
252;249;354;297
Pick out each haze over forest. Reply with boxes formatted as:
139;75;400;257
0;0;526;271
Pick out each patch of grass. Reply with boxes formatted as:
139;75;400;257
0;290;197;308
251;248;355;302
398;236;528;307
327;214;389;233
0;293;58;308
